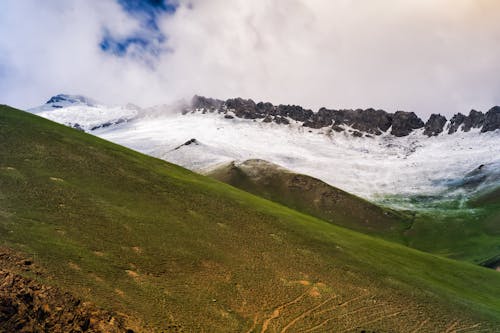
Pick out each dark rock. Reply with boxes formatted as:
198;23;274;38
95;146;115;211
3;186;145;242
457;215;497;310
346;108;392;135
306;108;392;135
391;111;424;137
89;118;126;131
72;124;84;132
481;106;500;132
186;95;460;137
226;98;264;119
191;95;224;111
448;110;485;134
256;102;276;115
274;116;290;125
332;125;344;132
447;113;466;134
352;130;363;137
184;138;197;145
262;115;273;123
463;110;484;132
174;138;199;150
81;317;91;330
303;107;336;129
224;115;234;119
423;114;447;136
276;105;313;122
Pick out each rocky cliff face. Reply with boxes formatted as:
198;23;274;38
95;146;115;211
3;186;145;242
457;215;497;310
448;110;484;134
424;114;447;136
189;96;500;137
482;106;500;133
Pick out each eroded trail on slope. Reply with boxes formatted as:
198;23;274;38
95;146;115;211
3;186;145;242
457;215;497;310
244;281;485;333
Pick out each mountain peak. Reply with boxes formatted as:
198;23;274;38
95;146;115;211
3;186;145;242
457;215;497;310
44;94;98;107
28;94;99;114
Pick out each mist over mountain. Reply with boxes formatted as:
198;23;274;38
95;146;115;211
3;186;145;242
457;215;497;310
2;1;500;331
2;1;500;116
27;93;500;207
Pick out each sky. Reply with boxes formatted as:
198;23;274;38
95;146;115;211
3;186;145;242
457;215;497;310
1;0;500;118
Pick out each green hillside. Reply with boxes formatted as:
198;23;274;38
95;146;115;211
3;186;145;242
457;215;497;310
1;105;500;332
206;159;410;241
384;188;500;265
205;159;500;266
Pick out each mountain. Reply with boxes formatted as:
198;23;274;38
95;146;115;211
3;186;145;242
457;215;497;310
205;159;409;240
28;94;140;132
3;105;500;331
189;95;500;136
29;94;98;112
26;94;500;208
24;94;500;261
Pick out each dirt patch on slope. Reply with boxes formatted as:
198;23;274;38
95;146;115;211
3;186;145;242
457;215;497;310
0;247;135;333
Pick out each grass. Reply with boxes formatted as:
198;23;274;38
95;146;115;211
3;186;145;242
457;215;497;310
207;159;500;266
377;192;500;264
1;105;500;332
206;159;411;242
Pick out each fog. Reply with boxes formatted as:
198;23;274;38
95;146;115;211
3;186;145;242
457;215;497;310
1;0;500;118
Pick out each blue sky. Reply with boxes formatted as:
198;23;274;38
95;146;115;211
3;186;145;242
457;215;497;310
0;0;499;117
100;0;177;58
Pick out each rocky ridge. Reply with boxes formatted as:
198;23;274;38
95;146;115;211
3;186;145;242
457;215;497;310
188;95;500;137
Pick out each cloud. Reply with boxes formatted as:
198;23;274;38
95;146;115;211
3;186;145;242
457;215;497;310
1;0;500;118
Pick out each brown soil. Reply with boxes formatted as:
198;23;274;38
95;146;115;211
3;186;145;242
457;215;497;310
0;247;135;333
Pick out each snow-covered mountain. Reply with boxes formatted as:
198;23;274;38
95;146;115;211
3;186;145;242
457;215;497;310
26;94;500;209
28;94;140;132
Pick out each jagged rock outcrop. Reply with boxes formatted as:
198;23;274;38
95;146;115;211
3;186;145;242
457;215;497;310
189;95;499;137
424;114;447;136
226;98;261;119
448;110;486;134
463;110;484;132
448;113;467;134
335;108;393;135
277;104;314;122
390;111;425;137
482;106;500;133
303;108;336;128
303;108;393;135
191;95;224;111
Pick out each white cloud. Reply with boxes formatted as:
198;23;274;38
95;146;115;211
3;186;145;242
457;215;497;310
1;0;500;118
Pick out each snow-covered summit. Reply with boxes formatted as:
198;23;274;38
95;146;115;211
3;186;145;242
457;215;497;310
29;94;98;113
27;94;140;132
24;94;500;208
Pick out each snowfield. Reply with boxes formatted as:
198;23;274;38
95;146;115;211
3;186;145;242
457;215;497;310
28;101;500;207
34;104;140;132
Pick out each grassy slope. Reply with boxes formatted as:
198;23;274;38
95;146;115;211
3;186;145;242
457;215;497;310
1;106;500;332
206;160;500;265
206;159;410;241
395;190;500;264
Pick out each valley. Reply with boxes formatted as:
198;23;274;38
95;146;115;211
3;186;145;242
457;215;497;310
1;105;500;331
